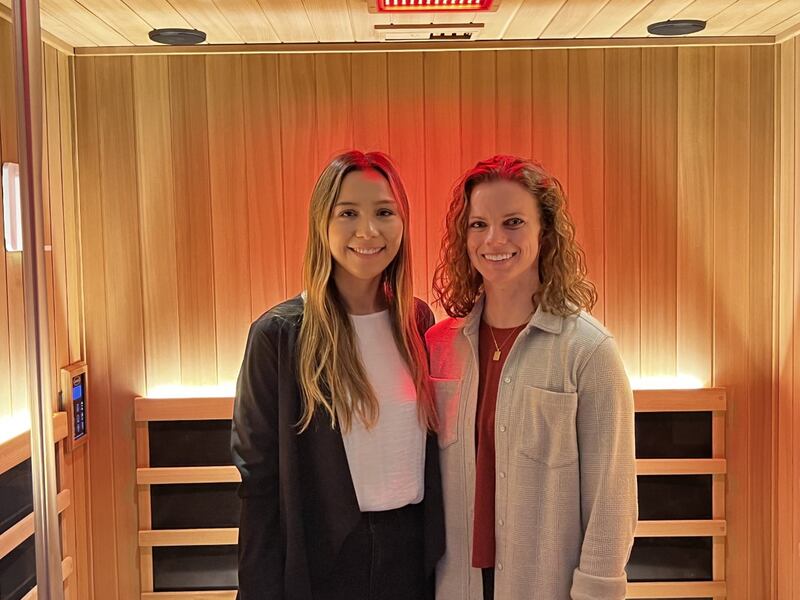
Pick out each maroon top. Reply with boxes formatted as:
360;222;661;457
472;320;524;569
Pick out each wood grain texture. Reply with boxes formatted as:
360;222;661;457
314;53;353;163
677;47;714;387
603;47;642;377
242;54;287;317
713;45;751;600
775;35;798;600
746;43;774;600
351;53;390;152
206;55;252;384
92;55;145;600
76;54;120;600
640;47;678;379
278;54;317;296
132;56;181;390
423;52;461;320
9;0;800;48
567;49;605;321
387;52;429;303
67;44;785;599
168;55;217;387
496;50;532;160
459;51;496;168
531;50;568;187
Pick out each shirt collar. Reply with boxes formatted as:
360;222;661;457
454;294;564;335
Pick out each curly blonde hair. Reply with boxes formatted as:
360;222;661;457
432;155;597;318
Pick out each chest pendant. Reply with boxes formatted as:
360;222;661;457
493;350;501;361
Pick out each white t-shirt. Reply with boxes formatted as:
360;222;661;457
341;310;426;512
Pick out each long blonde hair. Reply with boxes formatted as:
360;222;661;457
298;151;436;433
433;155;597;317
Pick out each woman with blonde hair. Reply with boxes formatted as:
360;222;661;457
428;155;637;600
232;150;444;599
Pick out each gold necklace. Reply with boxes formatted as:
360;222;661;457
487;323;526;362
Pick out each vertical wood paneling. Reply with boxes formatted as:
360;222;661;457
43;44;77;600
387;52;429;302
1;26;88;599
132;56;181;390
531;50;568;186
793;39;800;598
278;54;317;296
0;19;27;416
67;44;786;600
496;51;532;160
568;49;605;321
641;48;678;378
61;50;93;599
747;44;774;600
604;48;642;377
460;51;496;168
75;56;119;600
424;52;461;314
677;47;715;386
776;35;798;600
351;54;390;152
0;21;15;416
314;53;353;163
714;45;751;600
206;55;251;384
58;52;84;366
242;54;287;317
169;56;217;387
93;55;144;600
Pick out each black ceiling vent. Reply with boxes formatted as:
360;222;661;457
148;28;207;45
647;19;706;36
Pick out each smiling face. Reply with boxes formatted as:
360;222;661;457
466;179;542;290
327;168;404;288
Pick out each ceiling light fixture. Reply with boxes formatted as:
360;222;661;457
148;28;207;45
647;19;706;36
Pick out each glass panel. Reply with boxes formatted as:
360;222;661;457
151;484;240;529
0;535;36;600
637;475;712;520
149;420;232;467
153;545;238;591
635;412;712;459
0;459;33;535
626;537;712;582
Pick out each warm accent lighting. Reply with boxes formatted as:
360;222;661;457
629;374;704;390
146;383;236;399
0;411;31;445
377;0;494;12
2;162;22;252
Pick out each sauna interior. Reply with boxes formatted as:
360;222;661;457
0;0;799;599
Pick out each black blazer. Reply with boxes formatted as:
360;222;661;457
231;295;445;600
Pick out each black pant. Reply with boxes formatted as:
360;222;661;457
482;567;494;600
314;502;426;600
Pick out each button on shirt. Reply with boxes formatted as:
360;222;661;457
472;320;524;569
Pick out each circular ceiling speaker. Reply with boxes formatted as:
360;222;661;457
148;28;207;45
647;19;706;36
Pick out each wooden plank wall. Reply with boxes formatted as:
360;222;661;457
777;34;800;600
73;46;776;600
0;16;91;600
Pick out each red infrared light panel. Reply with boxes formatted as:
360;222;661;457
377;0;493;12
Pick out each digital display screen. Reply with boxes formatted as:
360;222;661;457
72;374;86;440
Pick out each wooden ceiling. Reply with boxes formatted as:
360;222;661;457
1;0;799;50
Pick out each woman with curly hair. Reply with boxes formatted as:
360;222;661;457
428;155;637;600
